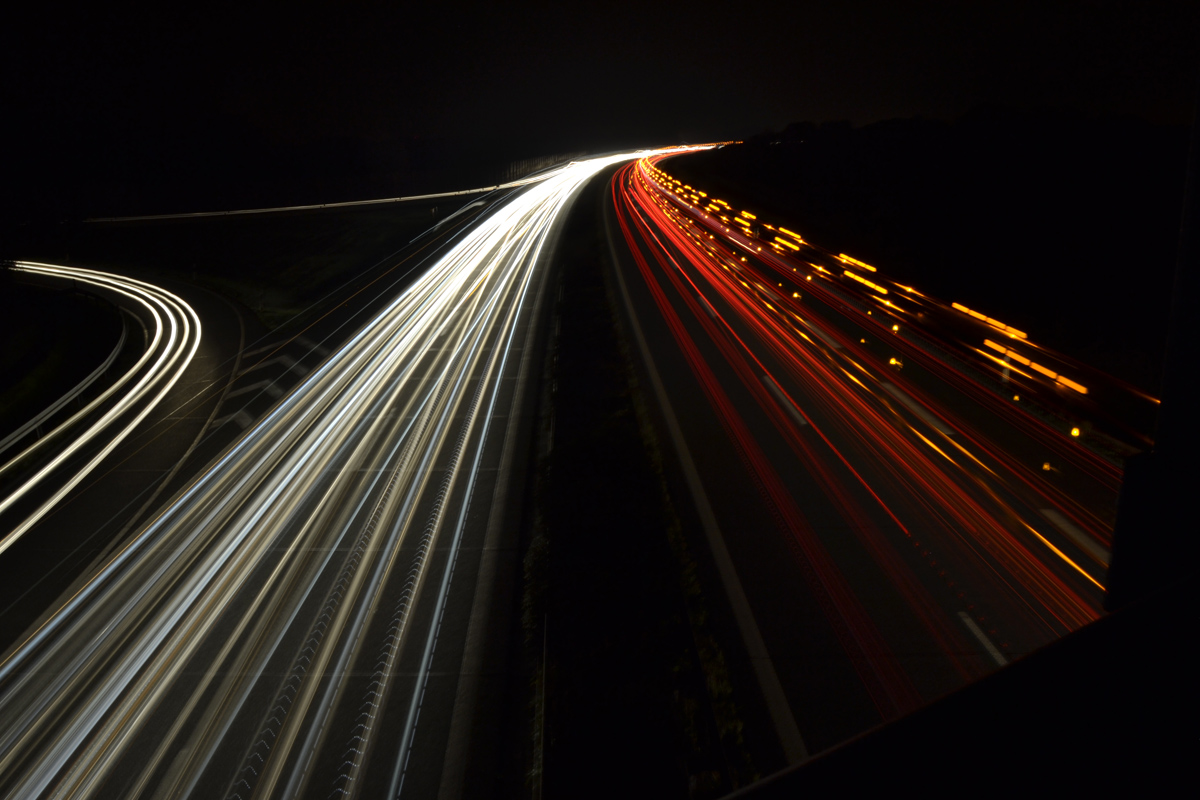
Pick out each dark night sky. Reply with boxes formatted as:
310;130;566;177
3;1;1196;215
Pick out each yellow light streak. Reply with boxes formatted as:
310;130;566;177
838;254;877;272
975;348;1034;379
843;270;888;294
1020;521;1106;591
953;302;1027;339
911;427;956;464
1056;376;1089;395
1031;362;1058;379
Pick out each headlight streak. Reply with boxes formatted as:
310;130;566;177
0;263;201;553
0;151;657;799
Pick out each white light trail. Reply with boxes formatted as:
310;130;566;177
0;150;668;799
0;263;201;553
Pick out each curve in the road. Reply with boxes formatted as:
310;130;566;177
0;151;690;799
0;262;201;554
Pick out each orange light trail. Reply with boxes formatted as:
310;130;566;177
620;157;1111;699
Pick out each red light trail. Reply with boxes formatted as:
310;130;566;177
609;155;1118;721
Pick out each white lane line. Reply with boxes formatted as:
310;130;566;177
880;382;956;436
761;374;809;427
800;319;842;350
682;279;719;321
609;211;809;765
1040;508;1110;566
0;263;202;551
958;612;1008;666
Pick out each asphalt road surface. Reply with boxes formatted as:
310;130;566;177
605;155;1118;758
0;146;1128;795
0;264;241;653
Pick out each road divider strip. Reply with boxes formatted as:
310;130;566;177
957;612;1008;667
1040;508;1110;566
880;382;956;436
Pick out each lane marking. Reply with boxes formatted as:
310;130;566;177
880;382;956;436
801;320;842;350
957;611;1008;667
223;380;284;401
295;335;331;357
761;374;809;427
1040;508;1110;566
608;207;809;764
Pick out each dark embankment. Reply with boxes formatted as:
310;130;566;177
504;170;761;799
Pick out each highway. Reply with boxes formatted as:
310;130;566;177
1;145;1134;792
607;155;1125;756
0;152;652;799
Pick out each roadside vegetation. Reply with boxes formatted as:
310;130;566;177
511;173;761;799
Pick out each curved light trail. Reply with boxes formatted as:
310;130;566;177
0;263;201;553
0;151;655;799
